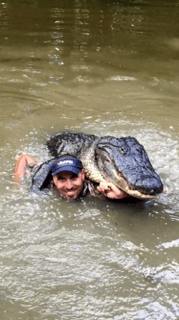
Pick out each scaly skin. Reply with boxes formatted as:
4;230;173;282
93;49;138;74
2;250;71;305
81;142;106;183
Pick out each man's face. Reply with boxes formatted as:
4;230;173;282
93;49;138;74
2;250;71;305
53;170;85;200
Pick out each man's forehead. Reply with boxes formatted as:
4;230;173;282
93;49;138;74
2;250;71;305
56;171;78;177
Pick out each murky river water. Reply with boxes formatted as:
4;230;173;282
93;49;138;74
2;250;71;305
0;0;179;319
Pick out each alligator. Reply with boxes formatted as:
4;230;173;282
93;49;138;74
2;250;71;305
46;132;164;199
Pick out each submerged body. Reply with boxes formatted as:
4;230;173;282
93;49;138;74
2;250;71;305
46;132;164;199
14;154;129;200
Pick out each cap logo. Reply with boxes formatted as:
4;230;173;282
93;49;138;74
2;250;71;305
57;160;74;166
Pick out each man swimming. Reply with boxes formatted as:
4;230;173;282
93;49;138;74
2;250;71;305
14;154;129;200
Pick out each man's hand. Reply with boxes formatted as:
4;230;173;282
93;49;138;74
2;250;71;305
97;182;129;199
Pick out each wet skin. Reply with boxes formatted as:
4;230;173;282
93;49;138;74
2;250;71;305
97;182;129;199
53;170;85;200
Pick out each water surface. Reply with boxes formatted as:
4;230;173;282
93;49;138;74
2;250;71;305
0;0;179;319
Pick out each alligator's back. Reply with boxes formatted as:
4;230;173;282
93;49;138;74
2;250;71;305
46;132;97;158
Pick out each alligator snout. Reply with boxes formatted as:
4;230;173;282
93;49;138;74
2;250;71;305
129;175;164;196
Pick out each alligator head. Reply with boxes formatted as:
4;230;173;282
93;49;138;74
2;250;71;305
89;136;163;199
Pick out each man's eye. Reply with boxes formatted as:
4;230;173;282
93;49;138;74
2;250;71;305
57;176;64;181
71;174;78;180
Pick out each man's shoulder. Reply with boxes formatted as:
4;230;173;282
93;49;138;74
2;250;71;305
29;159;55;192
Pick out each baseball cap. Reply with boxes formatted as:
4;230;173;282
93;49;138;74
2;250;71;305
51;155;82;177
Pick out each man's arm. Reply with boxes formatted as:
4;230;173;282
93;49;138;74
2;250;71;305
14;155;38;182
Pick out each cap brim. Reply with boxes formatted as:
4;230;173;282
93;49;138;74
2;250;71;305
52;165;81;176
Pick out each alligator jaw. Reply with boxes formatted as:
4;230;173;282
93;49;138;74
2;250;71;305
109;173;156;200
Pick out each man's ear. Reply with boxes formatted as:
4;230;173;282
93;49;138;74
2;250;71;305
52;175;56;183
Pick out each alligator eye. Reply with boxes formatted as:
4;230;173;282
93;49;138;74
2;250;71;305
120;147;125;154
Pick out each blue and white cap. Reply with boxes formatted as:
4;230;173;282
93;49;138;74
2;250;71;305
51;156;82;177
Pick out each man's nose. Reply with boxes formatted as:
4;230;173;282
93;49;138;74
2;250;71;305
66;179;73;189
